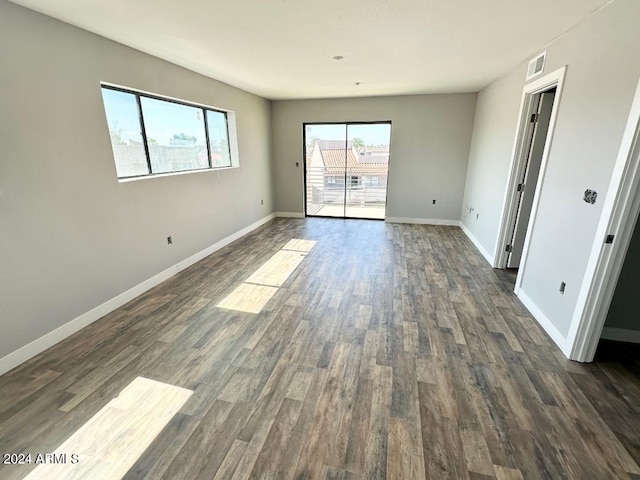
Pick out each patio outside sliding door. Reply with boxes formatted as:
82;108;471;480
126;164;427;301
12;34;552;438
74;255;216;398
304;122;391;219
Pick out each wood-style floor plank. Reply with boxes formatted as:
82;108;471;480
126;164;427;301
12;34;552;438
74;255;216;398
1;218;640;479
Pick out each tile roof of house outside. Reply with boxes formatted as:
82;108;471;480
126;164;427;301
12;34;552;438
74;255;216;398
315;140;389;176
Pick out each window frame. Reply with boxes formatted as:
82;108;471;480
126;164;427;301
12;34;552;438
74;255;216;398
101;83;235;180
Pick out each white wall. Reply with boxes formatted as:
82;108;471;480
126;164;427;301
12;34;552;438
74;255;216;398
0;1;274;363
271;94;477;221
461;0;640;343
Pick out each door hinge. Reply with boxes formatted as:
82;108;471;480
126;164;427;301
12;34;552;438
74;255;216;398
530;113;539;123
517;183;525;192
605;234;615;244
506;245;513;253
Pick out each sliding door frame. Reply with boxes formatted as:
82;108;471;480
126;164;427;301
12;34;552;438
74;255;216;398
302;121;392;220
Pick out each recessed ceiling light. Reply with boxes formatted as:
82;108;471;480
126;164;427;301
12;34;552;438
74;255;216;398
355;82;361;85
333;55;344;60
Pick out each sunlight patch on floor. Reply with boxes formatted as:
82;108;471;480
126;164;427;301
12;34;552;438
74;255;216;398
24;377;192;480
245;250;306;287
216;239;316;314
216;283;279;314
281;239;317;253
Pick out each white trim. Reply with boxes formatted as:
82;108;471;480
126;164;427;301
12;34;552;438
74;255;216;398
568;77;640;362
276;211;305;218
0;213;276;376
517;290;571;357
118;165;238;183
385;217;460;226
459;222;495;265
226;111;241;168
493;66;567;294
600;328;640;344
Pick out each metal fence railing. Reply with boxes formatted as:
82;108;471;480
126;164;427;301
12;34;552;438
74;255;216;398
305;166;388;206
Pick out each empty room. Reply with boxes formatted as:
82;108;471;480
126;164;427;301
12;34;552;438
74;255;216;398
2;0;640;478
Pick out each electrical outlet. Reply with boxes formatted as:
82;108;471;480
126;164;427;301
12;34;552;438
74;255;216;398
261;199;264;205
559;281;566;294
432;199;436;205
476;213;479;220
167;236;172;245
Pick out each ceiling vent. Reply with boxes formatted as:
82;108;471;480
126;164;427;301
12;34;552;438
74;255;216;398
526;51;546;81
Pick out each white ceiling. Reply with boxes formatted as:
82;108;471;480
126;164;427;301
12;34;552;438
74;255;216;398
10;0;613;100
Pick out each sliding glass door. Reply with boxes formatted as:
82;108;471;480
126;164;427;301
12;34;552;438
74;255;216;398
304;122;391;219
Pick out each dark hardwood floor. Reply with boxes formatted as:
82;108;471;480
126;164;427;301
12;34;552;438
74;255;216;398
1;217;640;479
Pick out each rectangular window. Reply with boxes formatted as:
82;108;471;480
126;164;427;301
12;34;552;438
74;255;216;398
101;84;237;179
140;96;208;174
206;110;232;168
363;176;380;187
101;89;149;178
324;176;345;188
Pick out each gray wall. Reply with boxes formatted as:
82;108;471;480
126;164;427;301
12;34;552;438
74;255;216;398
461;74;523;257
271;94;477;220
605;217;640;331
461;0;640;338
0;1;274;359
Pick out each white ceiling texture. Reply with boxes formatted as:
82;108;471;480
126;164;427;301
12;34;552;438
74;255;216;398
9;0;614;99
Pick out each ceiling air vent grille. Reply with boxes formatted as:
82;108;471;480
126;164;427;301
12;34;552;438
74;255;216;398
526;51;546;81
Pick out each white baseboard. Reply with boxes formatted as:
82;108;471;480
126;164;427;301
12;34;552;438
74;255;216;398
385;217;460;226
600;327;640;344
459;222;495;266
0;213;277;376
517;289;571;357
276;211;305;218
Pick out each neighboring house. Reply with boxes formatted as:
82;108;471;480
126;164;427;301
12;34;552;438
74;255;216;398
307;139;389;204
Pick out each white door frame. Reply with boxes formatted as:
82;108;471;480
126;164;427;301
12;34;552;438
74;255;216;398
567;76;640;362
493;66;567;275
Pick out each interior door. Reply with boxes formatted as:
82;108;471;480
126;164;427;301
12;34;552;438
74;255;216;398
507;89;556;268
